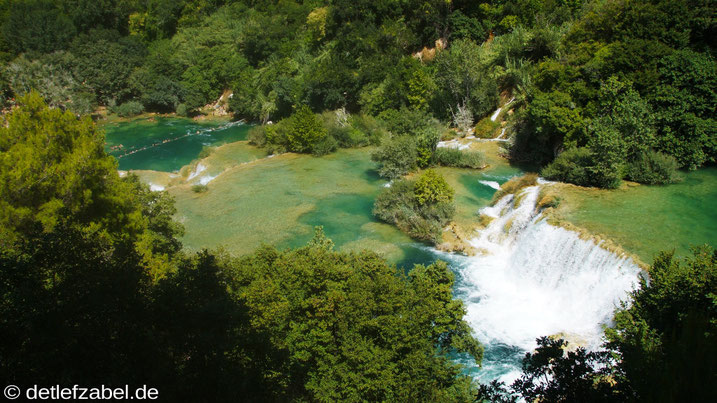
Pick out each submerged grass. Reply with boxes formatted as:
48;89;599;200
491;173;539;203
544;169;717;265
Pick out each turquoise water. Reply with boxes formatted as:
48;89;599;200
108;118;716;387
103;117;252;171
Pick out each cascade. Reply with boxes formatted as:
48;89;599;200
438;185;642;383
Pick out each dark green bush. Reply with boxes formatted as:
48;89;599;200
541;147;593;187
433;148;486;169
625;150;680;185
373;173;455;243
113;100;145;117
248;126;268;147
348;114;386;145
191;184;208;193
176;103;188;117
371;136;418;179
311;135;338;156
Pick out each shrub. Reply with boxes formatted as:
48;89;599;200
415;126;441;168
373;178;455;243
433;148;486;169
286;105;328;153
625;150;680;185
414;169;454;205
541;147;593;186
176;103;188;117
113;100;145;117
371;136;418;179
311;135;338;156
349;114;387;145
248;126;267;146
191;184;208;193
433;148;463;166
459;151;487;168
377;107;436;137
474;116;501;138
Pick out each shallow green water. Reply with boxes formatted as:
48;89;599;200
562;168;717;264
103;117;252;171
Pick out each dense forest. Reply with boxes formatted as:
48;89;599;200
1;0;716;401
0;0;714;187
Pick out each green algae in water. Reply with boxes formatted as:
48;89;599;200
561;168;717;264
103;117;252;171
170;149;426;265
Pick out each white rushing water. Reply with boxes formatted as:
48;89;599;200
437;185;642;384
479;180;501;190
187;163;207;180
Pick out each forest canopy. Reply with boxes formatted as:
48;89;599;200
0;0;713;188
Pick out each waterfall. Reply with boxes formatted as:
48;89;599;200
441;185;642;384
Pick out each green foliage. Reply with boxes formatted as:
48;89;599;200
414;169;454;205
474;116;502;139
371;136;418;179
112;101;145;118
70;31;146;105
605;246;717;401
492;173;539;203
0;92;118;244
435;39;499;121
224;239;480;401
5;53;95;114
373;178;455;243
433;148;487;169
624;150;680;185
483;247;717;402
651;49;717;169
175;103;188;117
1;0;76;54
286;105;328;154
541;147;594;186
191;184;208;193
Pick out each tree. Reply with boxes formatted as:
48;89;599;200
435;39;498;120
371;136;418;179
414;169;454;205
651;50;717;169
606;246;717;402
224;237;481;401
1;0;76;54
286;105;328;153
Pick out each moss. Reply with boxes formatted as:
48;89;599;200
503;217;514;233
473;116;501;139
513;190;527;208
537;187;562;209
478;214;495;228
491;173;539;204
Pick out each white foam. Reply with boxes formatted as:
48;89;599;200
440;184;642;384
187;163;206;180
479;180;501;190
149;183;165;191
198;175;217;185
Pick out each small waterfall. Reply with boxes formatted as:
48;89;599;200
479;180;501;190
187;163;206;180
444;185;642;384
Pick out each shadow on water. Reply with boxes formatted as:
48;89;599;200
360;168;383;183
